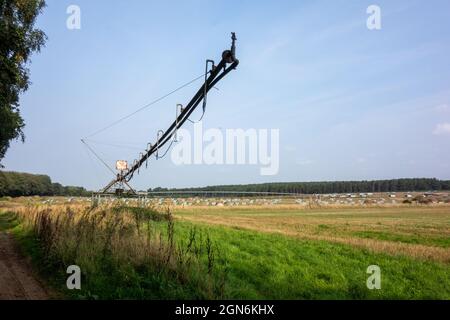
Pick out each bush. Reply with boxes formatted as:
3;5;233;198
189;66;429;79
13;204;226;299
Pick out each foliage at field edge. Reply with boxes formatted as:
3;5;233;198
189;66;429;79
3;205;226;299
0;0;47;165
0;171;90;197
1;204;449;300
154;178;450;195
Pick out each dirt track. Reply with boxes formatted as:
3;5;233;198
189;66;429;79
0;231;49;300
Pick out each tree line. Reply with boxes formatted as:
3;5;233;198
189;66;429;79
150;178;450;195
0;171;89;197
3;172;449;197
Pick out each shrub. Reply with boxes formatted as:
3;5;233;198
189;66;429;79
13;204;225;299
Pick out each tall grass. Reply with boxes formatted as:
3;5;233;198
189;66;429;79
6;203;449;299
12;204;226;299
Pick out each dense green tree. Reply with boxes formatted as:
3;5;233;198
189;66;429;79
0;0;47;166
0;171;90;197
153;178;450;195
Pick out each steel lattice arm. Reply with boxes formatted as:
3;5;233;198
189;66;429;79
101;33;239;193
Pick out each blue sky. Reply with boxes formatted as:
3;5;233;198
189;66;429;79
3;0;450;190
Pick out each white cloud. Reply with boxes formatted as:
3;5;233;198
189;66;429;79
296;159;313;166
435;104;450;113
433;123;450;135
356;157;367;164
249;38;290;68
284;145;297;152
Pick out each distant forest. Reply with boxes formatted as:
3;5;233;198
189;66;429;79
2;171;450;197
0;171;89;197
150;178;450;195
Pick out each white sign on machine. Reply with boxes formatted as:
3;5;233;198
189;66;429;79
116;160;128;171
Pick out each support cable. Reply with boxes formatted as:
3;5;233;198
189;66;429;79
84;72;209;139
98;33;239;192
124;58;239;183
82;139;144;151
81;139;116;176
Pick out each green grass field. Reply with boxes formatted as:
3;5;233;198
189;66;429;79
152;217;450;299
0;201;449;299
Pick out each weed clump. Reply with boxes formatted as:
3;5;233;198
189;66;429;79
13;204;225;299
